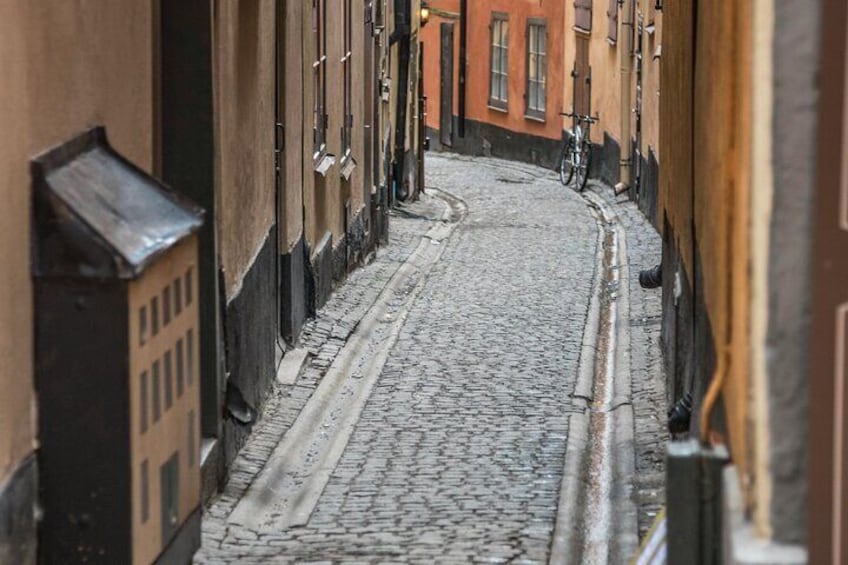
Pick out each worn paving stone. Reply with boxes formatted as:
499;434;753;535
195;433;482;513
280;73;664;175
196;153;665;563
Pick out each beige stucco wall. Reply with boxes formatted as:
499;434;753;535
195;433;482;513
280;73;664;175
213;0;277;299
0;1;153;486
282;0;306;252
561;4;620;145
639;0;661;162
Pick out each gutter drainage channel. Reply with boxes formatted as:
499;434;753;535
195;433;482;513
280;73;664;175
551;189;638;563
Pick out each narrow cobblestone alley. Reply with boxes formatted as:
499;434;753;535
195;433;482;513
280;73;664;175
197;153;664;564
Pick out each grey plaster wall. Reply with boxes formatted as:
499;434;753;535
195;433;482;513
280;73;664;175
767;0;821;545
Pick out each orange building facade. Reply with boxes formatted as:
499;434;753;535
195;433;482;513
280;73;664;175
421;0;566;168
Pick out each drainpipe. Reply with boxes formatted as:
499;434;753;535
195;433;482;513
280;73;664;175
458;0;467;137
615;0;635;195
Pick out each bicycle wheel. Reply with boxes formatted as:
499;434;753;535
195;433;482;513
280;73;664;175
574;139;593;192
559;135;575;186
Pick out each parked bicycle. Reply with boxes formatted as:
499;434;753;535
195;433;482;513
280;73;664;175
559;111;599;192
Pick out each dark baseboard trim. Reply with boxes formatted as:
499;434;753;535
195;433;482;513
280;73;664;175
222;227;277;467
280;234;308;345
426;119;563;170
0;454;36;565
154;506;201;564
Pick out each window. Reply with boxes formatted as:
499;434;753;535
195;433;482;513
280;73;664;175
526;20;547;119
139;306;148;346
186;329;194;387
341;0;353;159
164;350;173;410
173;278;182;316
607;0;618;43
575;0;592;32
184;268;193;306
162;285;171;326
313;0;327;159
153;359;161;422
188;410;196;468
176;338;185;397
151;296;160;336
141;459;149;523
140;370;149;434
488;14;509;109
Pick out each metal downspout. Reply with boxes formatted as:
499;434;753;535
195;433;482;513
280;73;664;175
616;0;635;195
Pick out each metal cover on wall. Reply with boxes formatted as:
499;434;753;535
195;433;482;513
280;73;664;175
32;126;204;280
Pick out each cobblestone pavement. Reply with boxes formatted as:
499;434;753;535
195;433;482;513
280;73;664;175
197;153;665;563
585;182;666;540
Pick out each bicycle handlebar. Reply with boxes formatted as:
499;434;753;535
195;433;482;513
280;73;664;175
559;111;600;124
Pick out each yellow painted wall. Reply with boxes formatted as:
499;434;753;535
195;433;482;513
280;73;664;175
0;0;153;487
128;237;201;565
213;0;277;299
561;3;621;146
639;0;661;162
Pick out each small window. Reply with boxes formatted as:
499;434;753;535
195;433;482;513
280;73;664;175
607;0;618;43
575;0;592;32
173;278;182;316
176;338;185;397
184;268;193;306
488;14;509;109
526;20;548;119
188;410;196;468
141;459;149;524
186;329;194;387
153;360;162;422
140;371;149;434
151;296;160;336
139;306;148;346
164;350;173;410
162;286;171;326
341;0;353;158
313;0;328;159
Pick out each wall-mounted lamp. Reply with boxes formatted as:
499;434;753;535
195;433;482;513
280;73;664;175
655;0;662;10
420;2;430;27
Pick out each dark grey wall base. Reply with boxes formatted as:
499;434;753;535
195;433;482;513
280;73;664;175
154;506;201;565
0;455;36;565
310;232;334;311
661;216;695;414
427;119;564;170
638;148;660;229
661;217;720;441
599;132;621;188
332;235;347;284
222;227;277;467
346;208;369;271
280;235;309;345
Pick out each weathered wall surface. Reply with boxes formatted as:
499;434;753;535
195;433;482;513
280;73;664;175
0;0;153;489
214;0;277;300
282;0;305;253
765;0;820;545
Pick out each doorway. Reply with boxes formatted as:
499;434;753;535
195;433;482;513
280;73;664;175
440;22;455;147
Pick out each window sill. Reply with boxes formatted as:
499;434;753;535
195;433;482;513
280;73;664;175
487;103;509;114
524;113;546;124
340;154;357;180
314;153;336;177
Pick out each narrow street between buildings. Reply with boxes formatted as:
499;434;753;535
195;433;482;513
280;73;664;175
196;153;665;564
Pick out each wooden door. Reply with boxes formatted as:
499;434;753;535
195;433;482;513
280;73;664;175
810;0;848;561
573;34;591;116
440;22;455;147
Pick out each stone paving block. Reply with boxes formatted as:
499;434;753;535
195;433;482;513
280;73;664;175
197;154;666;563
